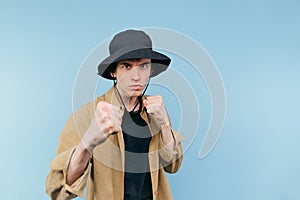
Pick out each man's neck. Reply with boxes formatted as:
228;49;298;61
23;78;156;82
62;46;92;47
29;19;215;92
115;85;140;112
123;96;139;111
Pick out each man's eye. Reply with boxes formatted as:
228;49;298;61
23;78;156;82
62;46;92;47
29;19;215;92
122;64;131;69
140;63;150;69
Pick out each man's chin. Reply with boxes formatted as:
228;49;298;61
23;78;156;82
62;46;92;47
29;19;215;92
127;90;143;98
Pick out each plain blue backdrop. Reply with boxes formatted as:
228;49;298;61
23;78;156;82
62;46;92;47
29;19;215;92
1;1;300;199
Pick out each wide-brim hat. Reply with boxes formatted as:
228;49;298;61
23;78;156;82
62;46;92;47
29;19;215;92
98;30;171;80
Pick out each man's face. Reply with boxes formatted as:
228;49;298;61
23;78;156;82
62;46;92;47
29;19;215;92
113;58;151;98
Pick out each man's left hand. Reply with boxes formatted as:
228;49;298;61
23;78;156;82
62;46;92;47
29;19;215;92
143;95;169;128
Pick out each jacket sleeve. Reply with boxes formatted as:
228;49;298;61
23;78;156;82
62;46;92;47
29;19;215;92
45;147;92;200
45;103;93;200
158;129;184;173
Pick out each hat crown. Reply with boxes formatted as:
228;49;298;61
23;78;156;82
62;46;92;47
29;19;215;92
109;30;153;55
98;29;170;80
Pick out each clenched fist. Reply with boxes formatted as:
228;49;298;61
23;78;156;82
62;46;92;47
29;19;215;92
83;101;124;152
143;95;169;128
143;95;175;151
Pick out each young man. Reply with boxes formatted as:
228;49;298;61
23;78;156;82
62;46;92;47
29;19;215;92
46;30;184;200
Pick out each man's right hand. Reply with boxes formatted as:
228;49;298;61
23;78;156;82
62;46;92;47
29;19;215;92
67;101;123;186
83;101;124;152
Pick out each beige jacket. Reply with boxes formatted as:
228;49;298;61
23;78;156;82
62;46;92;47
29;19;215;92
45;87;184;200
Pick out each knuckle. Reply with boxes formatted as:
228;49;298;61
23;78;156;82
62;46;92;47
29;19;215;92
97;101;110;112
97;101;104;108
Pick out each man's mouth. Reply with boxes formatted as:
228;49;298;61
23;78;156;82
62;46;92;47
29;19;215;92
129;85;143;90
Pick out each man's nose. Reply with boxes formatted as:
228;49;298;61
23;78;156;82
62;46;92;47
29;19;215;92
131;66;141;80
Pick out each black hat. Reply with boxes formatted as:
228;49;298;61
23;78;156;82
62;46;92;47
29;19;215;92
97;30;171;80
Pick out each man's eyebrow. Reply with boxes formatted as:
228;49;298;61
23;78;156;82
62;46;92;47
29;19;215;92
140;61;151;65
118;61;131;65
118;61;151;65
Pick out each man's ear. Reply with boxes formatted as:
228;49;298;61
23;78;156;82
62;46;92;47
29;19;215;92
111;72;115;78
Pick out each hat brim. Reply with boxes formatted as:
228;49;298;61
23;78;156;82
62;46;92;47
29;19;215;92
98;48;171;80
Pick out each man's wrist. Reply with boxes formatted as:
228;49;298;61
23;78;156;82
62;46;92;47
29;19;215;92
160;120;170;130
77;140;93;157
80;131;97;155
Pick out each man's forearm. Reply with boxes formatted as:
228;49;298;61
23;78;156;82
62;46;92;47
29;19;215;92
66;141;91;186
161;123;175;151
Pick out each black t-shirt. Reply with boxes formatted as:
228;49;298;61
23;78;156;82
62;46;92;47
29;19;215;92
122;109;153;200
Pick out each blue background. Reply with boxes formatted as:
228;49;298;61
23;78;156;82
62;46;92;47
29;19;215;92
1;1;300;199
